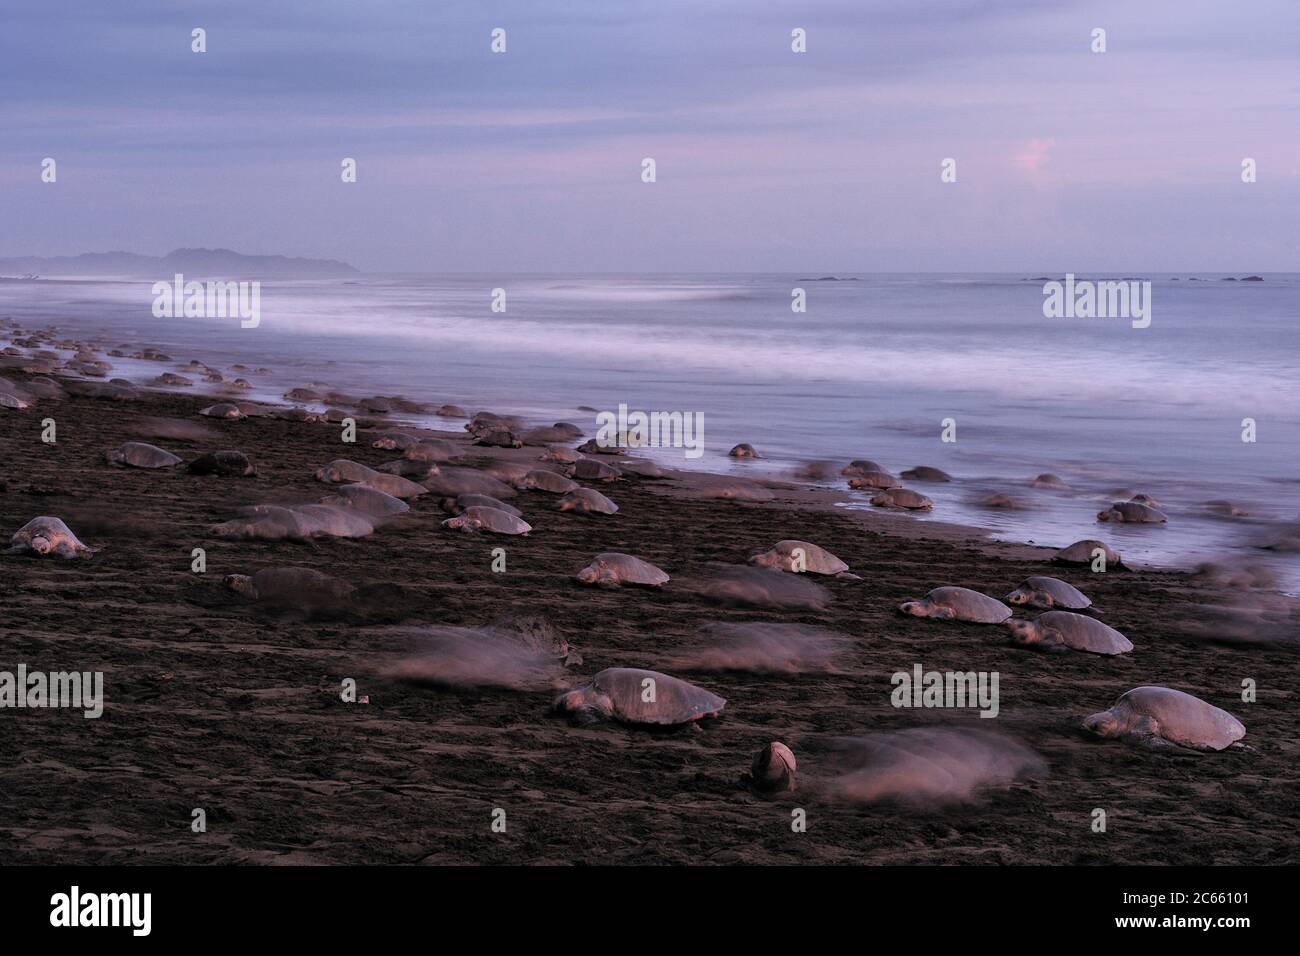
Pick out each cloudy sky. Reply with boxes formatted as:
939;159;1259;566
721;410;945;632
2;0;1297;272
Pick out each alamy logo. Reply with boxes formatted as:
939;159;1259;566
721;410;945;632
50;886;151;936
595;403;704;459
0;665;103;718
891;663;999;718
151;273;261;328
1042;273;1151;328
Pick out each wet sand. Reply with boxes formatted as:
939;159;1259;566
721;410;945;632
1;377;1298;864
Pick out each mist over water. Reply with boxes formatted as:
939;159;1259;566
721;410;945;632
4;272;1297;588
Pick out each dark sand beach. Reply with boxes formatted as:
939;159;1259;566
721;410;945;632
1;372;1297;865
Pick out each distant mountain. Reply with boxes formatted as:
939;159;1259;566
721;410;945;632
0;247;360;277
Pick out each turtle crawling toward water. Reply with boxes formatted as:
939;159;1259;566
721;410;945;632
8;516;98;559
576;552;668;588
1083;686;1245;752
899;587;1012;623
870;489;933;511
1006;611;1133;655
554;668;725;726
1052;539;1121;567
225;567;355;604
442;506;532;535
1004;576;1092;610
107;441;182;469
749;539;849;576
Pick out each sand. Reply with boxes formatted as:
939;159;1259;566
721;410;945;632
1;377;1297;865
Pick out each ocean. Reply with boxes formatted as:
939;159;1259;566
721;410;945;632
3;272;1297;587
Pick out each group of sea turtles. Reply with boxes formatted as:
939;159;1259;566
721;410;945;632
4;392;1251;804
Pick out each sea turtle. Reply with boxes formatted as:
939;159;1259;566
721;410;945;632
1205;500;1249;518
376;458;439;479
700;566;831;610
199;402;244;419
473;429;523;448
441;506;532;535
371;432;421;451
552;422;584;438
1129;493;1163;509
577;438;625;456
224;567;355;603
976;492;1025;509
899;587;1012;623
541;445;581;464
729;443;760;458
572;458;622;481
900;466;952;482
152;372;193;387
1003;576;1092;610
1006;611;1132;655
1098;501;1167;523
404;439;458;463
1083;686;1245;752
314;459;379;483
321;483;411;518
870;489;933;511
187;450;256;477
617;459;665;478
751;742;797;792
354;474;427;500
519;426;575;446
1053;539;1121;567
106;441;182;469
441;494;522;517
520;469;579;494
8;516;98;558
423;468;517;499
1031;473;1069;489
211;504;374;540
556;488;619;515
841;460;884;477
554;668;725;726
575;552;668;588
749;539;849;575
700;480;775;502
486;462;531;485
436;404;468;418
847;471;900;491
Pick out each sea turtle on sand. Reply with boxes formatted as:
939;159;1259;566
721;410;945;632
199;402;244;419
354;474;427;500
700;480;775;502
314;459;379;483
554;668;725;726
1004;576;1092;610
371;432;421;451
440;494;522;517
1129;493;1163;509
1083;686;1245;752
441;506;532;535
519;426;576;446
187;449;256;477
1205;500;1249;518
1098;501;1167;523
699;566;831;610
1053;539;1121;567
541;445;581;464
577;439;625;456
1031;473;1069;489
847;471;900;491
575;552;669;588
520;470;579;494
617;459;666;478
870;489;933;511
423;468;517;499
572;458;622;481
729;443;760;458
556;488;619;515
321;483;410;518
841;460;884;477
751;742;797;792
1007;611;1132;655
486;462;531;485
376;458;439;479
750;540;849;576
436;404;468;418
404;439;458;463
900;466;952;482
224;567;355;603
284;387;323;402
8;516;98;558
899;587;1012;623
152;372;193;387
474;429;523;449
106;441;182;469
211;504;374;540
277;407;319;423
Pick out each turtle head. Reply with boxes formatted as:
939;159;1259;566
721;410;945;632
1097;509;1117;522
1006;618;1042;646
28;535;53;555
575;562;602;585
224;574;257;599
441;515;472;532
553;685;610;724
870;493;893;507
749;550;779;569
1004;586;1031;606
1082;709;1120;739
899;598;936;617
